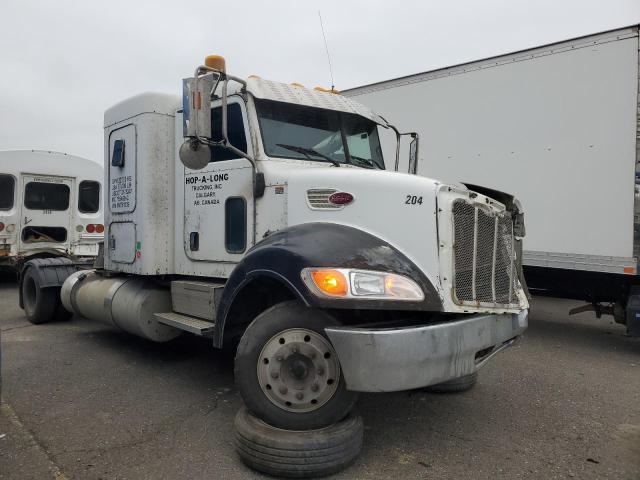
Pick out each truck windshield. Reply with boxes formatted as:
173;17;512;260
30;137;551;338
256;99;385;169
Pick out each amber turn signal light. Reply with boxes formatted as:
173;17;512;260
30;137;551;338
310;269;348;297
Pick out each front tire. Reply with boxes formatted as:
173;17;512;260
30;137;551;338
234;301;359;430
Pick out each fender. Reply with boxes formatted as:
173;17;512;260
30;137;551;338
18;257;78;308
215;222;443;345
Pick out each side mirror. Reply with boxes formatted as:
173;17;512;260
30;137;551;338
179;138;211;170
179;74;214;170
182;74;214;139
408;134;419;175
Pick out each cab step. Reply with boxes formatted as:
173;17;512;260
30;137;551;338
154;312;216;337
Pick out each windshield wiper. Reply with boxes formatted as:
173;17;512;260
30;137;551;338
276;144;340;167
348;154;379;169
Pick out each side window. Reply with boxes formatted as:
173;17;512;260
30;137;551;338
112;139;125;167
346;132;373;159
210;103;248;162
78;180;100;213
225;197;246;253
0;174;15;210
24;182;70;211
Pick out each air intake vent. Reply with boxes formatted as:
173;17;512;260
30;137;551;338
306;189;342;210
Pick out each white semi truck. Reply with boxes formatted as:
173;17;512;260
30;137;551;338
22;56;529;432
344;25;640;336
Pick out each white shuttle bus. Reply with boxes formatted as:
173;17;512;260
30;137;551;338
0;150;103;272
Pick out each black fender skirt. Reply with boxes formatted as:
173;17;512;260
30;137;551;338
18;257;79;309
216;223;443;332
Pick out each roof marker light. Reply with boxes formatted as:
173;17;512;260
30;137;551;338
314;86;340;94
204;54;226;72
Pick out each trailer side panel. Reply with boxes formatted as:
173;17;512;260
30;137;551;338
346;27;639;275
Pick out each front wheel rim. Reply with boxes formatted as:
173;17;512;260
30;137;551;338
257;328;341;413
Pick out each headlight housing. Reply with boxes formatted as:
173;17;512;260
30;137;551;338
301;268;424;301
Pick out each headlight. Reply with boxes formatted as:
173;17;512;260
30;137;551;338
301;268;424;301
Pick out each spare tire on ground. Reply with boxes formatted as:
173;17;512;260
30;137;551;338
235;407;363;478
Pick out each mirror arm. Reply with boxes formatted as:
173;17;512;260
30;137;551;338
394;129;402;172
210;74;221;99
220;77;256;168
383;118;419;174
409;132;419;175
191;65;256;168
381;123;402;172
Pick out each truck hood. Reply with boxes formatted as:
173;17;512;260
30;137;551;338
257;160;528;314
260;161;447;303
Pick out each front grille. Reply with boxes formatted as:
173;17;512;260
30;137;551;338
452;200;517;306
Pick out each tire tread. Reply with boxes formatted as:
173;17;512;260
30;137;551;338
234;407;362;478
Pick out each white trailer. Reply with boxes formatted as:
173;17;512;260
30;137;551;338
0;150;103;271
344;25;640;335
22;56;529;473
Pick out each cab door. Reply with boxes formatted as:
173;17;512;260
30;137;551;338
183;97;254;262
19;174;74;252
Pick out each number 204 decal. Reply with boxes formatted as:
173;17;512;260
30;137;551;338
405;195;423;205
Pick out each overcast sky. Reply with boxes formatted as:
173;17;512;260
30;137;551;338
1;0;638;164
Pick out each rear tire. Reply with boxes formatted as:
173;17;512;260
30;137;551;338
235;407;363;478
425;371;478;393
21;267;58;324
234;301;359;430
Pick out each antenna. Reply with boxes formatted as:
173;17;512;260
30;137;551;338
318;11;335;90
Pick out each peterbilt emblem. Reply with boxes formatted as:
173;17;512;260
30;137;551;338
328;192;354;206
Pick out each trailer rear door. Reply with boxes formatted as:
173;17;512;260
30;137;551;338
19;174;73;253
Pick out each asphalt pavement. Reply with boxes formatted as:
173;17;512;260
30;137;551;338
1;274;638;479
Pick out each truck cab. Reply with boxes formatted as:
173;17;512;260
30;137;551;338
29;55;529;430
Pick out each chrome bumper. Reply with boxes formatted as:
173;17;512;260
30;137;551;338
324;310;528;393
